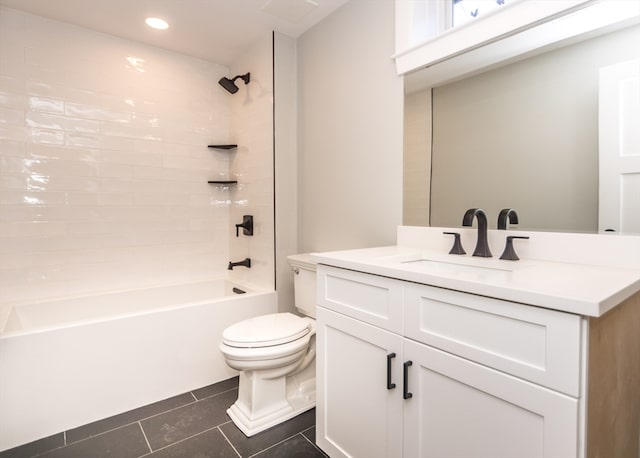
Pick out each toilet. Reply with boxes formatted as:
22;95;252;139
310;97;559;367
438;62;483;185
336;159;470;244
219;254;317;436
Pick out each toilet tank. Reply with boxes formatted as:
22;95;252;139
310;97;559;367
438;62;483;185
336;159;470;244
287;254;317;318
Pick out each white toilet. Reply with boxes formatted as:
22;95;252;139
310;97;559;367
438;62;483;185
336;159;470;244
219;254;317;436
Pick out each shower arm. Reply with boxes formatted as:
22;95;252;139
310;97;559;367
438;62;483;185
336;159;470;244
232;73;250;85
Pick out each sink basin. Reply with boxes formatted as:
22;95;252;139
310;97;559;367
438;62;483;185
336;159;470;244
401;258;516;274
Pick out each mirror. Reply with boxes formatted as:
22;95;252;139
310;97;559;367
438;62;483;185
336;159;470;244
403;22;640;233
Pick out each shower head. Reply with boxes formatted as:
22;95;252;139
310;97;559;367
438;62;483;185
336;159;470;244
218;73;251;94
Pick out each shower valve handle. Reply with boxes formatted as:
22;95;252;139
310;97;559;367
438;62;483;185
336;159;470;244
235;215;254;237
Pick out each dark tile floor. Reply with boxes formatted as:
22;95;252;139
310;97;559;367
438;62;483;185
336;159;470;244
0;377;327;458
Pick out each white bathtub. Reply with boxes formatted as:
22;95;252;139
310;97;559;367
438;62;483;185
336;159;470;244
0;280;277;452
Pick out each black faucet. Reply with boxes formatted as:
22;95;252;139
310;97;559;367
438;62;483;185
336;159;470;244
497;208;519;230
228;258;251;270
462;208;492;257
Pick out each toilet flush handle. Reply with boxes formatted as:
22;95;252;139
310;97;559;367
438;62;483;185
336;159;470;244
292;267;299;275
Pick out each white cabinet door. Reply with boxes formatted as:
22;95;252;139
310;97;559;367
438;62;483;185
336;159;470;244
316;307;403;458
403;339;579;458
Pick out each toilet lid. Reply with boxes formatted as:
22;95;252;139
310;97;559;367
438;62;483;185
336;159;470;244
222;313;312;348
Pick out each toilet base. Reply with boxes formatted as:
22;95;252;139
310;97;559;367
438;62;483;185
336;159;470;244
227;396;315;437
227;364;316;437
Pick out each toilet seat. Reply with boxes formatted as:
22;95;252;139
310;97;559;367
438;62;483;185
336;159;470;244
222;313;312;348
220;313;315;367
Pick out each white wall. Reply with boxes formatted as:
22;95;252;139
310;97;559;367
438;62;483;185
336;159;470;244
274;32;299;313
0;8;275;309
297;0;403;252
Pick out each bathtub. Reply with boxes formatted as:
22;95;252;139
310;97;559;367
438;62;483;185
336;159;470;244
0;280;277;452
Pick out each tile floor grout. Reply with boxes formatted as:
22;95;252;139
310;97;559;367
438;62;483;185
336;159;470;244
247;431;301;458
1;378;322;458
8;389;239;458
138;421;153;456
64;386;239;449
301;428;327;457
189;386;238;403
218;425;242;458
139;423;218;457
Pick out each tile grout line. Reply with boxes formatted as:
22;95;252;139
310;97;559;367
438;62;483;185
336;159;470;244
300;429;327;457
65;386;239;447
218;425;242;458
43;403;193;452
247;432;303;458
37;421;149;455
138;421;153;455
137;422;236;457
63;420;156;449
192;385;238;402
32;444;66;458
6;383;240;458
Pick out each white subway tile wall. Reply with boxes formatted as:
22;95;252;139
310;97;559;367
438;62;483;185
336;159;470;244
228;35;275;290
0;8;274;304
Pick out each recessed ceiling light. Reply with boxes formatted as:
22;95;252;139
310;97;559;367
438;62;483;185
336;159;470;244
145;17;169;30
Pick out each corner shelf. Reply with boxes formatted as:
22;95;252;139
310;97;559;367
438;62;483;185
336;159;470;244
208;145;238;184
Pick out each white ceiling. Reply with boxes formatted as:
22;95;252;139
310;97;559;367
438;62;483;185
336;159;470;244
0;0;349;66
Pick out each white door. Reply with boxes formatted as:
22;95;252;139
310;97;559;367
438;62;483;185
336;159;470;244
402;339;578;458
599;58;640;233
316;307;403;458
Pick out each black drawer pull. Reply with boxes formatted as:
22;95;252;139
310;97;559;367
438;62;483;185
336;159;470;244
387;353;396;390
403;360;413;399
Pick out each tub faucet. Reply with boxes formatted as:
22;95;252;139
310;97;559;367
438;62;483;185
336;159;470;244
462;208;492;257
228;258;251;270
498;208;519;230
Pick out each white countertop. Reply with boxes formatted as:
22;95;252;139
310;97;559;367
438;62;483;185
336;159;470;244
311;245;640;317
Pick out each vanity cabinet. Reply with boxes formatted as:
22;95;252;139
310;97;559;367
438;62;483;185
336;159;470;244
316;265;581;458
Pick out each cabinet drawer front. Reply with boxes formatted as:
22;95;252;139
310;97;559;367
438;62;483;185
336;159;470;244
317;265;403;333
404;283;581;397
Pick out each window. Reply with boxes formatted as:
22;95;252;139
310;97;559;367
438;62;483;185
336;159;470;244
452;0;513;27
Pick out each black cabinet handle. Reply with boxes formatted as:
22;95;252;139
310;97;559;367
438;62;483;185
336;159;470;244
403;360;413;399
387;353;396;390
